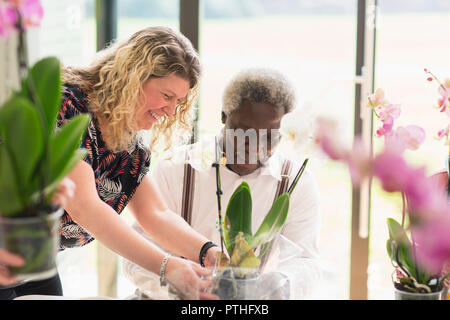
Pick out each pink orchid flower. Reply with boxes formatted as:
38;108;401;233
372;147;432;212
413;213;450;273
379;103;401;121
0;0;42;38
375;104;401;137
411;171;450;275
319;80;450;274
346;138;373;185
435;124;450;145
373;150;410;193
376;114;394;137
0;3;17;38
384;125;426;153
403;166;435;211
368;88;388;110
315;119;373;185
19;0;43;27
368;89;401;139
314;117;349;161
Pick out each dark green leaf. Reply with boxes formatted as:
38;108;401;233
387;218;411;246
44;148;87;199
250;193;290;249
386;218;432;284
386;239;395;262
47;114;90;185
23;57;62;135
0;146;25;216
397;244;417;280
223;182;252;255
0;96;43;195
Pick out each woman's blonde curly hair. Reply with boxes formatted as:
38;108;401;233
63;26;200;154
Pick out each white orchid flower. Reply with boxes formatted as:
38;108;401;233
279;104;318;160
187;138;219;171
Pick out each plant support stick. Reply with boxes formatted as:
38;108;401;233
287;158;309;196
213;136;225;253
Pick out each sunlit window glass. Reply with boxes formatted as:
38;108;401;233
200;0;357;299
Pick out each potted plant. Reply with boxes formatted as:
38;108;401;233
210;154;308;300
0;0;90;281
387;217;448;300
314;85;450;300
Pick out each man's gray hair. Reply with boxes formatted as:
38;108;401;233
222;68;296;116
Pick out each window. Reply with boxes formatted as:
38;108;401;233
368;0;450;300
27;0;448;300
199;0;358;299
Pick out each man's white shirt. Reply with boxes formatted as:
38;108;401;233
123;141;322;299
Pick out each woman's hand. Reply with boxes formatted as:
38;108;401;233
164;257;217;300
0;249;24;286
51;177;75;208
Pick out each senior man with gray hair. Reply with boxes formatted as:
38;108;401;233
122;68;322;300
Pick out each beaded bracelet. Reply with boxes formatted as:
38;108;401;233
159;253;171;287
199;241;218;267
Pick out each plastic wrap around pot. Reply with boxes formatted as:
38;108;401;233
208;267;260;300
122;223;322;300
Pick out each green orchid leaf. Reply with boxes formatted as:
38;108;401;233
387;219;415;278
386;218;431;284
387;218;411;246
44;148;87;200
0;96;44;195
223;182;252;255
223;216;231;255
0;57;88;217
0;146;25;216
47;113;90;185
398;244;417;280
250;193;290;249
22;57;62;135
398;277;414;286
386;239;395;262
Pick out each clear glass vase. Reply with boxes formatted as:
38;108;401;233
0;208;63;282
209;267;260;300
394;288;443;300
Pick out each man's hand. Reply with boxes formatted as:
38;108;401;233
203;246;228;268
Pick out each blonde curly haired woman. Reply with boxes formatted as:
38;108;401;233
1;26;221;300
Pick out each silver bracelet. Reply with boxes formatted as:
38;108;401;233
159;253;171;287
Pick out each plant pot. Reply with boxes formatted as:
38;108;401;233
0;208;63;282
210;267;260;300
394;288;443;300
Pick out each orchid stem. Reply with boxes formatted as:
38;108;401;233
401;192;406;228
287;158;309;196
425;69;447;93
447;149;450;198
213;137;225;253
